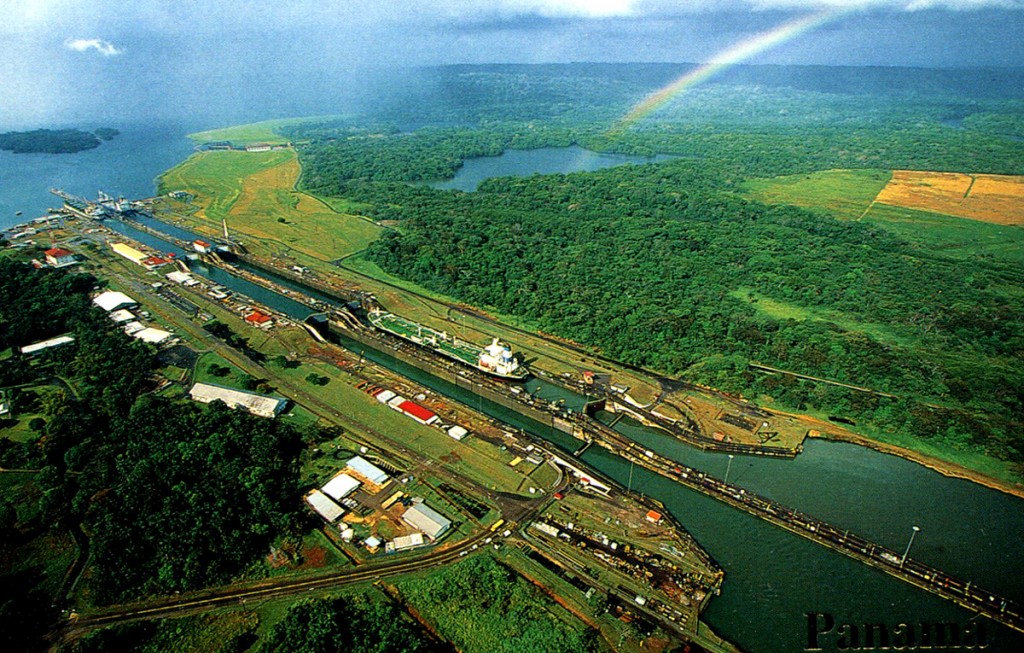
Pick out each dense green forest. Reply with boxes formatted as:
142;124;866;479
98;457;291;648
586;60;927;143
0;128;118;154
259;595;442;653
287;67;1024;470
398;556;599;653
0;258;307;615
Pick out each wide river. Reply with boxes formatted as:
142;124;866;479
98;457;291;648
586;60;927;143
3;132;1022;651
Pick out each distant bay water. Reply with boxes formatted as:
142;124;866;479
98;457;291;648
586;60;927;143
0;123;196;231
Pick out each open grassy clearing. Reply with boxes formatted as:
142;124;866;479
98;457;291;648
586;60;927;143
741;169;891;220
741;168;1024;266
158;149;381;261
874;170;1024;225
729;287;922;350
158;150;293;219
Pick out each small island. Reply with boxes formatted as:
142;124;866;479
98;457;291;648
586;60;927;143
0;127;120;154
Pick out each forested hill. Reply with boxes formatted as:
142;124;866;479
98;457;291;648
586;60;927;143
0;128;119;154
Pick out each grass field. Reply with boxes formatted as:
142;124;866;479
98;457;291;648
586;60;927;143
743;168;1024;268
158;149;381;261
742;169;891;220
874;170;1024;225
273;352;534;495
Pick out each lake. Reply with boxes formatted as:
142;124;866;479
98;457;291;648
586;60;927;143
425;145;676;192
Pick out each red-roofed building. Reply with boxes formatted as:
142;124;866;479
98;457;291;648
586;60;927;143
645;510;663;524
398;400;438;425
193;240;212;254
45;247;76;267
244;310;273;328
141;256;170;270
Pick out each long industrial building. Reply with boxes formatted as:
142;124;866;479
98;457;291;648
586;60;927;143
188;382;287;418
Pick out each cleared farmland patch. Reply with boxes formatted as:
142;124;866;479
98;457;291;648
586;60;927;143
874;170;1024;225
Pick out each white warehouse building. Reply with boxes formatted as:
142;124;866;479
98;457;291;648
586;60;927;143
402;503;452;541
188;382;287;418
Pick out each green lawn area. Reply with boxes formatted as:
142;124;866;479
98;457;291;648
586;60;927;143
157;149;293;219
741;168;1024;268
280;358;532;495
193;351;251;387
742;169;891;220
157;149;382;261
0;414;45;443
862;203;1024;267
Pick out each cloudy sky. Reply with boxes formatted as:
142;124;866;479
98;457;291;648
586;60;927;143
2;0;1022;128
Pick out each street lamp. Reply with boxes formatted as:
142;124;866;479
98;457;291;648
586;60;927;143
901;525;921;566
724;454;735;485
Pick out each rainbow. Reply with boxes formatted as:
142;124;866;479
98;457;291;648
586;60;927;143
607;8;851;135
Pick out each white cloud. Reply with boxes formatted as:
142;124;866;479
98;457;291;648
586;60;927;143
64;38;123;56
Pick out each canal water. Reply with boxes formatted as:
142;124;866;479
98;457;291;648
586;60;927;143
425;146;675;192
112;212;1024;651
103;219;316;320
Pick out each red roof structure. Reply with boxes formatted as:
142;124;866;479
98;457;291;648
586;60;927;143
244;311;272;325
645;510;663;523
398;400;436;424
141;256;170;267
45;247;73;258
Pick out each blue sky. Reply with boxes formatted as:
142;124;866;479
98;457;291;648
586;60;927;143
2;1;1022;128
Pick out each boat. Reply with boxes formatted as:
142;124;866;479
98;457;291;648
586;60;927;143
368;309;528;380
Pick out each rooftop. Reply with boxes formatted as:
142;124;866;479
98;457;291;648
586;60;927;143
93;290;137;312
189;382;287;418
402;503;452;540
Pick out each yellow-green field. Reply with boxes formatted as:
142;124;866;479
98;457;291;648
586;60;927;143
861;203;1024;267
157;149;381;261
744;168;1024;267
729;287;920;350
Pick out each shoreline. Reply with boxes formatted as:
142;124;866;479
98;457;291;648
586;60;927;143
803;422;1024;500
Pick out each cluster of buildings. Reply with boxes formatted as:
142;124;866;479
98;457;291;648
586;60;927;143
92;290;174;345
368;386;469;441
110;242;173;271
305;455;453;554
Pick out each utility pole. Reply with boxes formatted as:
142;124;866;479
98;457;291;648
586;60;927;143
901;525;921;566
